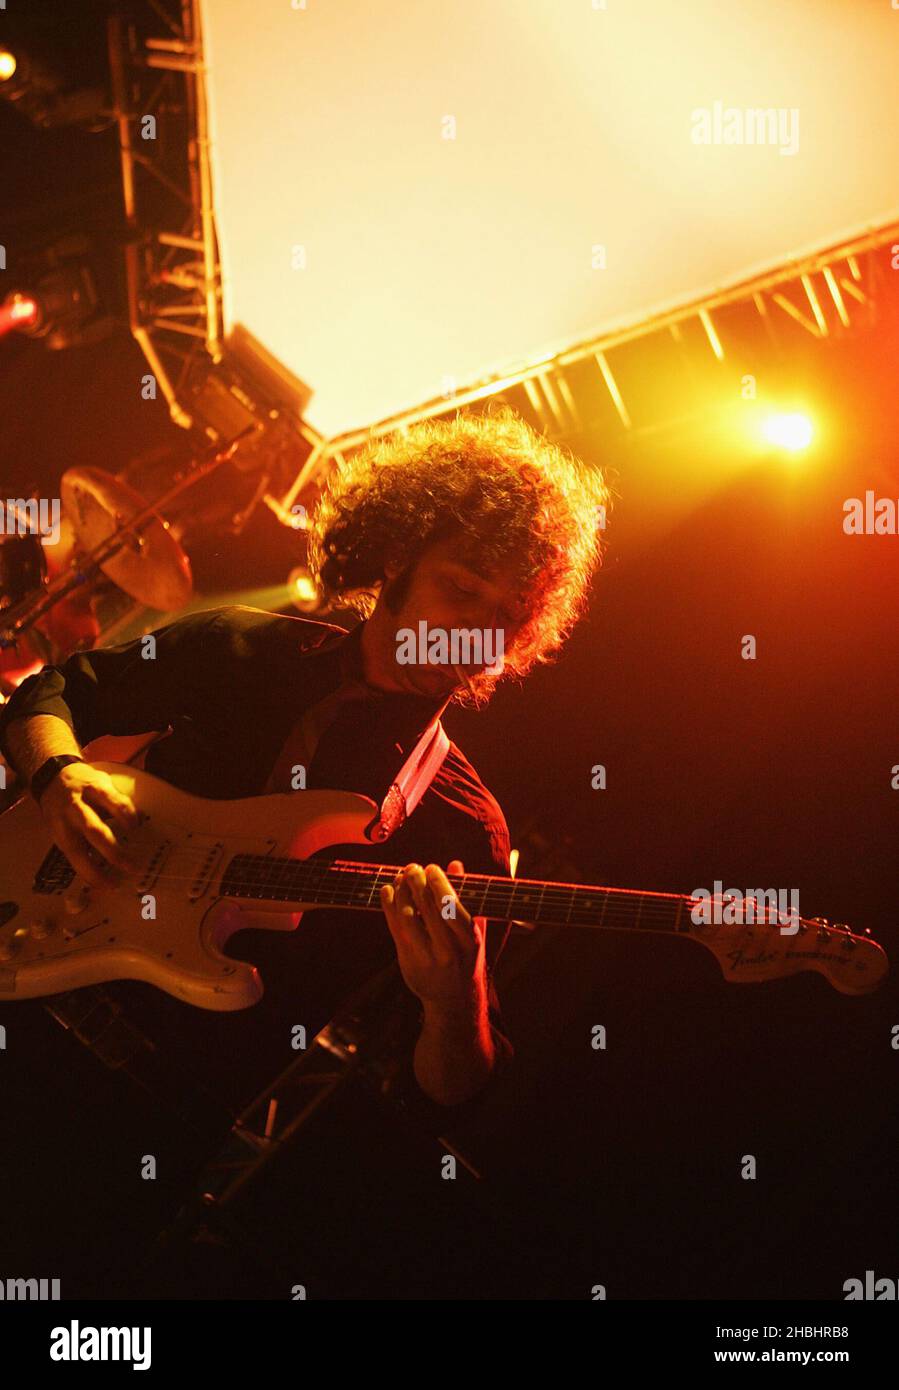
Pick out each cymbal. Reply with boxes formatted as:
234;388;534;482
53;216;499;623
60;467;193;612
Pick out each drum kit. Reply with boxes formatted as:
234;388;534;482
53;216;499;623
0;465;193;701
0;427;254;706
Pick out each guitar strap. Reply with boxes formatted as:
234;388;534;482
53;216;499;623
365;708;451;844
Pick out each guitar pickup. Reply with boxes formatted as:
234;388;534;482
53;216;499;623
187;840;225;902
137;840;171;892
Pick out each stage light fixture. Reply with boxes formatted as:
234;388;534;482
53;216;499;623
0;293;39;339
0;42;105;128
0;265;98;348
287;567;322;614
761;411;814;452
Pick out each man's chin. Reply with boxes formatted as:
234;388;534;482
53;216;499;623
403;665;460;696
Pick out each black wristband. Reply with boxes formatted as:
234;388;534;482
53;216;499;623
30;754;85;803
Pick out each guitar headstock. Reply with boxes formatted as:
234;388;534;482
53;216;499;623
686;910;889;994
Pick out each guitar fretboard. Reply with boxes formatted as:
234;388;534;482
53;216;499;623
219;854;691;933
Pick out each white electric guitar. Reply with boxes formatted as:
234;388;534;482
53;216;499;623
0;762;888;1009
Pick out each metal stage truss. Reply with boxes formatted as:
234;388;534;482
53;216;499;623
108;2;899;528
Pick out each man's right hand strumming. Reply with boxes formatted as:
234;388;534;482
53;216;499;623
5;714;139;887
39;761;140;888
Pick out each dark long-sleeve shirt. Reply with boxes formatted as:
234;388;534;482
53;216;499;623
0;605;514;1126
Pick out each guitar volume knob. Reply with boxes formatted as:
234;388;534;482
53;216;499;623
0;928;28;960
64;885;92;915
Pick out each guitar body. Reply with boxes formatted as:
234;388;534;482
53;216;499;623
0;763;380;1011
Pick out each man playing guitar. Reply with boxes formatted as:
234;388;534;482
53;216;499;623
0;405;607;1115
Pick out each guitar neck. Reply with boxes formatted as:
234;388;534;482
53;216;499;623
219;854;690;933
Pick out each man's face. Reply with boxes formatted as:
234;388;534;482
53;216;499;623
378;536;527;697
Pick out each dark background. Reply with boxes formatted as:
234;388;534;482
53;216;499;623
1;0;896;1299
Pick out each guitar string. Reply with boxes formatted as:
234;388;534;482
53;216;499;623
80;863;798;927
45;803;843;932
53;845;690;909
45;860;835;933
48;852;814;925
57;827;826;928
76;874;696;921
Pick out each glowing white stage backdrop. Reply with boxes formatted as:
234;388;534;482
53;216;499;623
200;0;899;437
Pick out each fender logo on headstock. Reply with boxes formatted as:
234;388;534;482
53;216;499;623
726;947;776;970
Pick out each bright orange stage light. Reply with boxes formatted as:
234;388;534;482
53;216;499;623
288;567;322;613
760;412;814;453
0;293;39;338
0;50;17;82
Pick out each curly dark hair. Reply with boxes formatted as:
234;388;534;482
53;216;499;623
307;405;609;699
